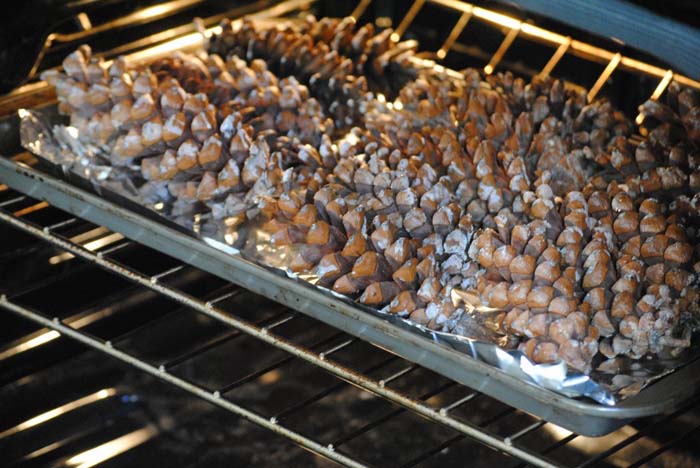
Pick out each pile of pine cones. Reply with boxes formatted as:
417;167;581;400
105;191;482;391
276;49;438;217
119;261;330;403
43;16;700;374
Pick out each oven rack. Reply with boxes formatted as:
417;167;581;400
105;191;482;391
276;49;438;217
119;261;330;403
1;0;700;466
377;0;700;125
5;0;700;119
1;0;699;436
3;185;700;468
0;177;554;468
0;0;313;115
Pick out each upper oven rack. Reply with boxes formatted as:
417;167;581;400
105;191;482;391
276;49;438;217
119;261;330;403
380;0;700;128
4;0;700;118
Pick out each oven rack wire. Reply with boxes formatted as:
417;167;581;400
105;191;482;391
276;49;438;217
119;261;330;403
3;185;700;467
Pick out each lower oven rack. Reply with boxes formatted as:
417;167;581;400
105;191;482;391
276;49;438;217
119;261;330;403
0;300;368;468
3;166;700;468
0;177;554;468
3;153;700;442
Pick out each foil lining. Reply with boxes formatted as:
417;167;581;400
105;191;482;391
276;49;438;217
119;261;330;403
19;108;700;406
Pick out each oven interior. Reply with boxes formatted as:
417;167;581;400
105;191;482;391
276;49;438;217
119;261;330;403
2;0;700;467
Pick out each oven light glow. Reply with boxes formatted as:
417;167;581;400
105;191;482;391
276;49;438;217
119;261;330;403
472;6;521;30
520;23;565;44
635;69;674;125
541;422;573;440
65;426;158;468
13;201;49;217
81;232;124;251
127;32;203;63
541;422;661;465
0;388;116;439
0;305;123;361
49;232;124;265
259;369;281;385
0;330;60;361
134;3;173;20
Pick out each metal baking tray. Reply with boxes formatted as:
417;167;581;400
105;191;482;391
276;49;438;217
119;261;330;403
2;106;700;436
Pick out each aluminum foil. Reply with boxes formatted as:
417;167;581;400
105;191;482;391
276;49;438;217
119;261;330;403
19;108;700;406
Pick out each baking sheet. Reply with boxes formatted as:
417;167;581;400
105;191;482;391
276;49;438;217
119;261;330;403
18;107;700;407
7;147;700;437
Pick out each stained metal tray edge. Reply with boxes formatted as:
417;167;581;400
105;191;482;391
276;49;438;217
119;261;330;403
2;156;699;436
